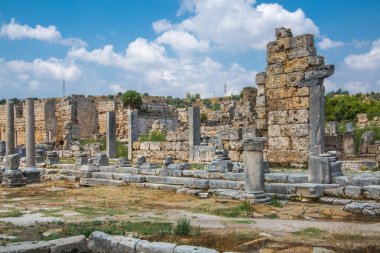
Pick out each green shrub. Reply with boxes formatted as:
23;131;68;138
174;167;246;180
121;90;142;109
200;112;208;123
211;103;221;111
140;130;166;142
174;217;191;236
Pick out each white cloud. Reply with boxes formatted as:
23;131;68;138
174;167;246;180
156;30;209;52
164;0;319;51
344;81;373;94
152;19;173;33
318;37;344;50
0;18;86;47
344;39;380;70
109;84;124;93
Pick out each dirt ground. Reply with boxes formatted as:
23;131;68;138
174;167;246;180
1;181;380;252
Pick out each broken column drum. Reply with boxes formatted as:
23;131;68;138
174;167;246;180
24;98;41;183
243;138;270;203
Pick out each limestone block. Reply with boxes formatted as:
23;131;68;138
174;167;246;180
171;142;181;151
266;149;308;164
308;56;324;66
286;96;309;109
349;176;380;186
228;141;243;151
49;235;87;253
290;34;314;48
5;154;20;169
266;99;287;111
149;142;160;151
257;84;265;96
344;186;362;199
140;142;150;150
362;185;380;200
266;63;284;75
266;74;287;89
88;231;140;253
287;109;309;124
256;107;267;117
228;151;241;161
256;95;266;107
160;142;172;151
133;141;141;150
267;111;288;125
256;118;267;129
255;72;266;85
268;125;282;137
174;245;218;253
281;123;309;137
367;145;377;154
291;137;309;151
267;52;287;64
284;57;309;73
357;113;368;124
287;71;305;86
288;47;316;60
268;137;291;149
219;128;242;141
266;41;283;53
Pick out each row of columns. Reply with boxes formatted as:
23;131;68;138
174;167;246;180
5;99;36;166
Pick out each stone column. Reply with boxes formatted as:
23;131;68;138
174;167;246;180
6;100;15;155
106;111;116;158
26;98;36;167
24;98;41;183
188;107;200;162
243;138;270;203
128;109;138;161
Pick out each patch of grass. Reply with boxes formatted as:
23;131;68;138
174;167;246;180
40;209;64;217
58;158;75;164
294;227;324;237
269;196;284;208
211;201;254;218
139;130;166;142
189;163;206;170
43;233;61;241
174;217;191;236
73;206;129;217
0;210;23;218
79;137;106;150
121;221;172;236
264;213;278;219
233;219;256;224
116;140;128;157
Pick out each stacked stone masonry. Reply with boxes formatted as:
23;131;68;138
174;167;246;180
256;28;332;165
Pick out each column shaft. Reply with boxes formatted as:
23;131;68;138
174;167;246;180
26;98;36;167
6;100;15;155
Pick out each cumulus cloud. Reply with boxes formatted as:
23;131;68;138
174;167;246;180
0;18;86;47
156;30;209;53
156;0;319;51
344;39;380;70
318;37;344;50
109;84;124;93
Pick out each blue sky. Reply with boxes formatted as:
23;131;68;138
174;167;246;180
0;0;379;99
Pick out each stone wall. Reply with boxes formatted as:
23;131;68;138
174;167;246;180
357;113;380;128
256;28;332;165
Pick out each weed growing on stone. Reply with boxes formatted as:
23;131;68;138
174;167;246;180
174;217;191;236
264;213;278;219
269;196;284;208
295;227;324;236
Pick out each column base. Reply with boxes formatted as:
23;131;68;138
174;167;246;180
23;167;41;183
244;191;271;204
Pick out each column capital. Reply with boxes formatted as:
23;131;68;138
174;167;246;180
243;137;267;151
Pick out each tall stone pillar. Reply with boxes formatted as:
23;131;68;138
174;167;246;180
128;109;138;161
26;98;36;167
188;107;200;162
24;98;41;183
6;100;15;155
106;111;116;158
243;138;270;203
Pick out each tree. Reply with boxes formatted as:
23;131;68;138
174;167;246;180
200;112;208;123
121;90;142;109
194;93;201;99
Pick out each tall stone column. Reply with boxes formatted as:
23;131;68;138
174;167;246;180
26;98;36;167
128;109;138;161
24;98;41;183
6;100;15;155
188;107;200;162
243;138;270;203
106;111;116;158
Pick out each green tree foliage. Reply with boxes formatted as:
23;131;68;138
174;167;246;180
202;99;212;108
166;96;186;108
325;91;380;122
121;90;142;109
200;112;208;123
211;103;221;111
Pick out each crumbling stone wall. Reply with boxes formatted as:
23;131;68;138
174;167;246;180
0;99;57;145
256;28;331;165
357;113;380;128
